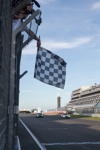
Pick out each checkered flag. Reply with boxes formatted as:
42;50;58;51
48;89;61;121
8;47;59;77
34;47;66;89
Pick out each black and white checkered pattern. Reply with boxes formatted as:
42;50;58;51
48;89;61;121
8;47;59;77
34;47;66;89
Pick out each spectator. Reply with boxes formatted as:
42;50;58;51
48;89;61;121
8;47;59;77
12;0;41;47
13;4;33;19
12;0;32;19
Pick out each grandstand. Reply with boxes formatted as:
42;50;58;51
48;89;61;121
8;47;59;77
67;84;100;114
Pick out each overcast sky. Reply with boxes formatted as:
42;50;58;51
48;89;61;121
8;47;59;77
19;0;100;111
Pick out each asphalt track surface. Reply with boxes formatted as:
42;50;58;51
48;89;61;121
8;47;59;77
19;114;100;150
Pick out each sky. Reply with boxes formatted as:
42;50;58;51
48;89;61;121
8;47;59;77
19;0;100;111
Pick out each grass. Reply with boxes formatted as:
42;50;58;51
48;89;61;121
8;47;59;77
71;114;100;120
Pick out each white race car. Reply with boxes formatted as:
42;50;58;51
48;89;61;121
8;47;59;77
60;114;71;119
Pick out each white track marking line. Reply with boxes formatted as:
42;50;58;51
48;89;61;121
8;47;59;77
19;119;47;150
42;142;100;146
17;136;21;150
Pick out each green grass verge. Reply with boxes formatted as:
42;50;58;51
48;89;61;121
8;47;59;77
71;114;100;120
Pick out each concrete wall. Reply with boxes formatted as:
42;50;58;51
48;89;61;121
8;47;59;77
0;0;12;149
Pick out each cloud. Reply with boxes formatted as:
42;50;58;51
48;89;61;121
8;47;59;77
38;0;56;5
42;37;92;50
22;36;92;55
91;2;100;10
